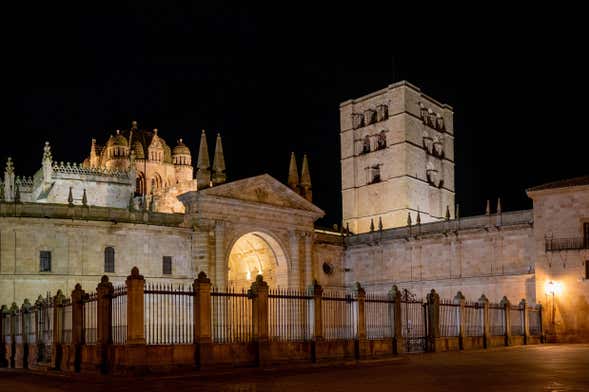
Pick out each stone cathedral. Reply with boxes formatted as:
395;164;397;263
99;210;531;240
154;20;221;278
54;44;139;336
0;81;588;341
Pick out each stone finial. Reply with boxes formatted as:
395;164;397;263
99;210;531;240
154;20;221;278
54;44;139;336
454;291;465;302
407;212;412;226
485;199;491;215
43;141;53;163
212;133;227;186
388;285;401;299
370;218;375;232
5;157;14;175
519;298;527;307
445;205;451;220
250;274;268;294
299;154;312;202
455;204;460;220
353;282;365;296
196;130;211;189
427;289;439;303
127;266;144;280
22;298;31;311
35;295;44;307
74;283;82;291
82;189;88;206
0;304;8;314
68;186;74;206
478;294;489;304
14;183;20;203
311;279;323;295
131;120;138;130
197;271;210;284
497;197;502;214
416;210;421;225
500;296;510;306
149;193;155;212
378;216;383;231
100;275;110;284
287;152;299;192
10;302;19;313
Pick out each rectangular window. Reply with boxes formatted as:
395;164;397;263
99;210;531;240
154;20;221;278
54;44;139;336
163;256;172;275
584;223;589;248
40;251;51;272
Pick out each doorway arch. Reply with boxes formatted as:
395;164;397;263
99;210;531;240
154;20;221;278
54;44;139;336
227;231;288;289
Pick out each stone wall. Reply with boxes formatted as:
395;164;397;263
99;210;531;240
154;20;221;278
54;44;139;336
344;210;536;303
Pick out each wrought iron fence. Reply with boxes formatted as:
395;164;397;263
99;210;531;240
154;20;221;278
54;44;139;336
365;293;394;339
60;298;73;344
13;308;22;344
144;283;194;345
211;287;253;343
25;308;36;344
401;299;427;352
489;304;505;336
463;301;483;337
268;288;312;341
510;305;524;336
112;285;127;344
2;311;10;343
83;292;98;344
37;293;54;363
322;291;357;340
528;306;542;336
439;299;460;337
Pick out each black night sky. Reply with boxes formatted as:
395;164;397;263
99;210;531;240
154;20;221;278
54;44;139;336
2;4;587;227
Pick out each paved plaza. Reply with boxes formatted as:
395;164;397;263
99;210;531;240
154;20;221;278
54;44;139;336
1;344;588;391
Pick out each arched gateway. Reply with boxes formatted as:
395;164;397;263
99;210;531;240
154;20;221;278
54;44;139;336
179;174;324;289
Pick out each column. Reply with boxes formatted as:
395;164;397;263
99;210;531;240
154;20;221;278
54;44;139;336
250;275;269;367
96;275;113;374
70;284;85;372
389;285;403;354
479;294;490;349
52;291;65;370
427;289;440;352
126;267;146;345
454;291;465;350
304;233;313;287
288;231;300;288
214;222;226;288
193;271;212;368
501;296;511;346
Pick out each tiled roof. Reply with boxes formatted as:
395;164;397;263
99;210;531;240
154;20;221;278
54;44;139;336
527;176;589;192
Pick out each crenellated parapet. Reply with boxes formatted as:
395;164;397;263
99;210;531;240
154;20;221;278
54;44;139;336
51;161;132;183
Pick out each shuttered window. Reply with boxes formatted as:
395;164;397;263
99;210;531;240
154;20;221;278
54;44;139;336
40;251;51;272
104;247;115;273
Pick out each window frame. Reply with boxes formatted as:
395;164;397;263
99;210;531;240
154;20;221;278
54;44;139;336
39;250;51;272
104;246;115;273
162;256;172;275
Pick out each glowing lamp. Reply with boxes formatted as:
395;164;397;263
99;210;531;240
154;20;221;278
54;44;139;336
544;280;563;296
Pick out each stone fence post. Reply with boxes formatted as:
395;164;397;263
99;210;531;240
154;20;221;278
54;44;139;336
479;294;489;349
20;299;32;369
354;282;366;360
389;285;403;354
311;280;323;363
71;284;85;372
454;291;466;350
250;275;269;367
126;267;146;345
427;289;440;352
52;291;65;370
501;296;511;346
193;271;212;368
521;299;529;345
7;303;17;368
96;275;113;373
0;305;7;367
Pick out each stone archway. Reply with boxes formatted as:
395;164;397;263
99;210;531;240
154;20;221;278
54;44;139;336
227;231;288;290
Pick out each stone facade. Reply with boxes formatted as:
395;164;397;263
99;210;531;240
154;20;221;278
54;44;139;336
340;81;455;234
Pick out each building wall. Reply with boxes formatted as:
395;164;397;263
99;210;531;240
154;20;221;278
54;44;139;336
0;213;193;304
340;81;455;234
343;211;535;303
529;184;589;341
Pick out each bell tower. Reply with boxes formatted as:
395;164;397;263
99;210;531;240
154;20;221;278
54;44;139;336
340;81;455;234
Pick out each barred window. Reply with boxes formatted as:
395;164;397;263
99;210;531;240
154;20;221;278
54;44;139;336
163;256;172;275
104;247;115;273
40;251;51;272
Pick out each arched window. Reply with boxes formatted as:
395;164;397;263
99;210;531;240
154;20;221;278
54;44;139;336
377;131;387;150
362;135;371;154
135;172;145;196
104;247;115;273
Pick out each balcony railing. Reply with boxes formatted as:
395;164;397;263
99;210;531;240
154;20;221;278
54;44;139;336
545;237;589;252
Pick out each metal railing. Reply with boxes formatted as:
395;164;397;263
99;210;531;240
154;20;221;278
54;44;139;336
489;304;505;336
365;293;394;339
528;306;542;336
60;298;73;344
463;301;483;337
545;237;589;251
83;292;98;345
211;287;253;343
510;305;524;336
268;288;312;341
37;294;54;363
144;283;194;345
112;285;127;344
322;291;357;340
439;300;460;337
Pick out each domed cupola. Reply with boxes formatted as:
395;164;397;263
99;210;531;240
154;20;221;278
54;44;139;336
105;130;130;170
133;140;145;159
172;138;192;166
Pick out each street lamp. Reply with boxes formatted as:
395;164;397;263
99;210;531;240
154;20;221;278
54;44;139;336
544;280;563;331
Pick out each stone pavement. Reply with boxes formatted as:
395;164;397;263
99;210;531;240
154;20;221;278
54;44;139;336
1;344;588;391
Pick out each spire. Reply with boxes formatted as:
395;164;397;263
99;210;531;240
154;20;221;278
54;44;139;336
445;205;451;220
299;154;312;202
497;197;502;214
370;218;375;232
287;152;299;192
455;204;460;220
485;199;491;215
378;216;383;231
4;157;15;202
407;212;412;226
42;141;52;164
212;133;226;186
82;189;88;207
196;130;211;189
416;210;421;225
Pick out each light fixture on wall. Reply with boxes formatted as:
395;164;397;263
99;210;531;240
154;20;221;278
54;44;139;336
544;280;563;330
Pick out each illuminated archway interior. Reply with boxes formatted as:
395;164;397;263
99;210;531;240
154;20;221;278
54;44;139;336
228;232;288;289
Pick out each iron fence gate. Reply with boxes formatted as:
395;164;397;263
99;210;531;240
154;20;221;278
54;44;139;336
401;290;428;352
